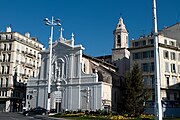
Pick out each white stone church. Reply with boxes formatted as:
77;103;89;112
26;18;129;112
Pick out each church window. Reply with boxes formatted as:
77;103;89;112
84;63;86;72
57;58;65;78
97;71;103;82
126;36;128;44
6;35;8;40
33;71;35;77
117;35;121;44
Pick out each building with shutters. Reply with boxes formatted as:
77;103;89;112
129;23;180;117
0;27;43;112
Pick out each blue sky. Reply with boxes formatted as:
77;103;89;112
0;0;180;56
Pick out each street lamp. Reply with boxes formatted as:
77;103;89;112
152;0;162;119
44;16;61;112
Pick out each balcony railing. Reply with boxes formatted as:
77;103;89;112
12;36;42;50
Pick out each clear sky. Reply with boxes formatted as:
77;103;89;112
0;0;180;56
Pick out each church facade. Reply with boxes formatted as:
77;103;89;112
25;18;128;112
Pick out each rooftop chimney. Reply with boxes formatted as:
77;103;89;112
6;26;12;32
25;32;30;38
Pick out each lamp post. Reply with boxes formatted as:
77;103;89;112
152;0;162;119
44;16;61;112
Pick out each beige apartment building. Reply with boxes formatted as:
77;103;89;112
0;27;43;112
129;23;180;116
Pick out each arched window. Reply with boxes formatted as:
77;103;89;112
117;35;121;44
84;63;86;73
57;58;65;78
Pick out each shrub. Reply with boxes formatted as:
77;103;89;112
73;111;77;114
85;110;89;115
139;114;154;119
77;109;82;113
65;110;73;114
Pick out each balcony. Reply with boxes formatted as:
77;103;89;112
12;36;43;51
25;53;34;59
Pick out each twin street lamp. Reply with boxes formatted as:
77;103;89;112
44;16;61;111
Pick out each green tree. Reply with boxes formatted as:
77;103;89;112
121;63;150;116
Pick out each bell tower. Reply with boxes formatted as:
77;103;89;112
112;17;130;75
113;17;128;49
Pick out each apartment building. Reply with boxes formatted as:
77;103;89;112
0;27;43;112
129;23;180;117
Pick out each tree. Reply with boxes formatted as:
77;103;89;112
120;63;150;116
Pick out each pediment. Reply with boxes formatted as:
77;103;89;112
53;41;73;52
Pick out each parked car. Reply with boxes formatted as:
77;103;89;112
23;107;48;116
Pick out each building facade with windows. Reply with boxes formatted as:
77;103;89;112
0;27;43;112
129;23;180;117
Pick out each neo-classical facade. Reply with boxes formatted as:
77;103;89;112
129;23;180;117
26;28;122;112
0;27;43;112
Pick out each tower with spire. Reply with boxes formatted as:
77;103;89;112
112;17;130;74
113;17;128;49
